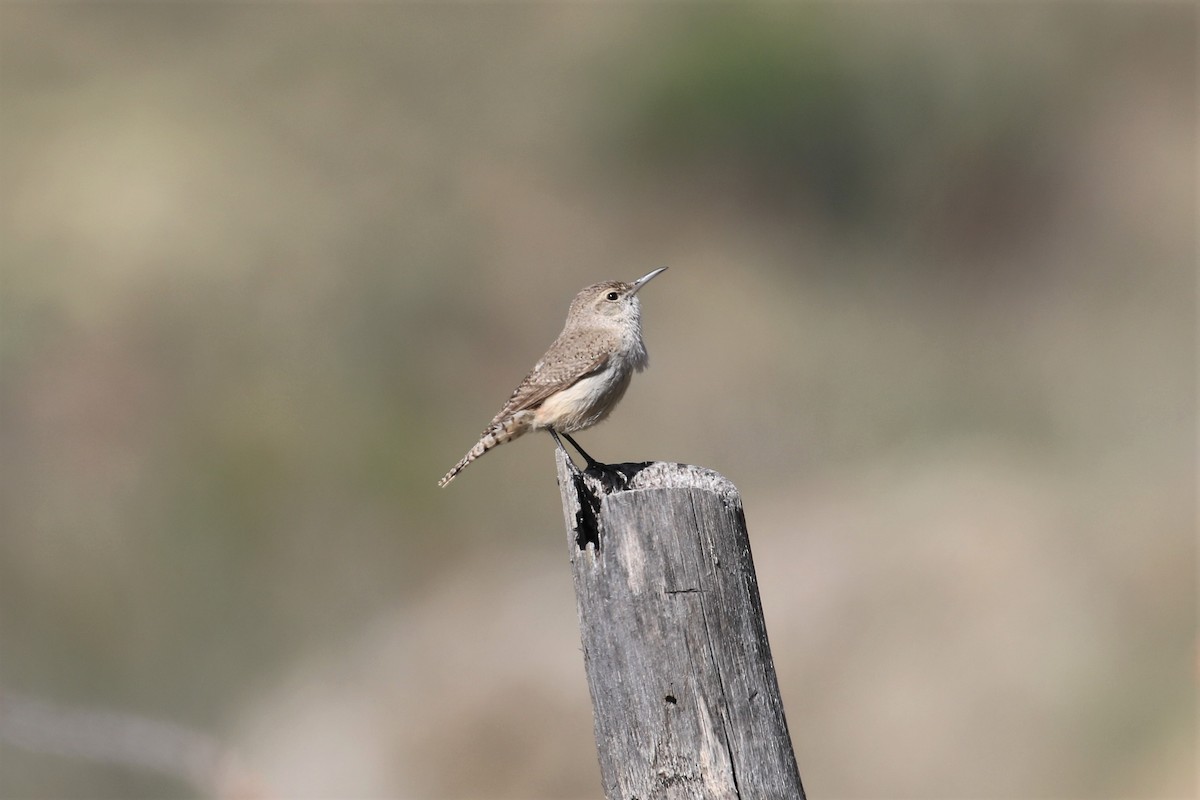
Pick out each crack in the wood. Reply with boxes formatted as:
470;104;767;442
665;587;701;595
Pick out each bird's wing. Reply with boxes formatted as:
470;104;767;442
488;342;610;427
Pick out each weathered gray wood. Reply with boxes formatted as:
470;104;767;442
557;450;804;800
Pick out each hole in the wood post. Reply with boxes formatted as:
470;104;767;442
664;694;677;705
571;471;602;550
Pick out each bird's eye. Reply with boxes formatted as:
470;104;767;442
606;291;620;301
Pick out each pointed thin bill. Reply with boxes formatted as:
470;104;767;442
630;266;668;295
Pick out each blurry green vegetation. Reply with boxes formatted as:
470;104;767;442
608;7;1081;277
619;11;872;220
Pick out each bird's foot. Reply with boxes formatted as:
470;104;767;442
551;430;629;490
581;459;630;491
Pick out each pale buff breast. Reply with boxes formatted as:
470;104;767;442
531;364;634;434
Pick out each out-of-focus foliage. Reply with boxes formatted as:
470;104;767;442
617;10;876;220
0;4;1193;798
609;7;1077;254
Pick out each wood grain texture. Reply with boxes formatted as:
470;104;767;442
556;451;804;800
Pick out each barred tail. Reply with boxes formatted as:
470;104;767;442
437;414;529;487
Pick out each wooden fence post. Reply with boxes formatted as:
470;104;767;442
556;450;805;800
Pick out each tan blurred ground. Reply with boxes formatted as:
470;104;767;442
0;4;1194;799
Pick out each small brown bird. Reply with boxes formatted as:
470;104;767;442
439;267;667;487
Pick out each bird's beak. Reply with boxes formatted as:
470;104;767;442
630;266;668;295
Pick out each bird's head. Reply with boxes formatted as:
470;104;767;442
567;267;667;330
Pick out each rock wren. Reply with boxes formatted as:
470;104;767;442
438;267;667;487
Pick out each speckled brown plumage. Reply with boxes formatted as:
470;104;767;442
439;269;666;487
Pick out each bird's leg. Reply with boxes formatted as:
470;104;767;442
561;433;630;489
552;430;627;489
561;433;603;470
548;429;583;474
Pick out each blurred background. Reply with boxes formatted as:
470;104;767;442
1;4;1194;798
